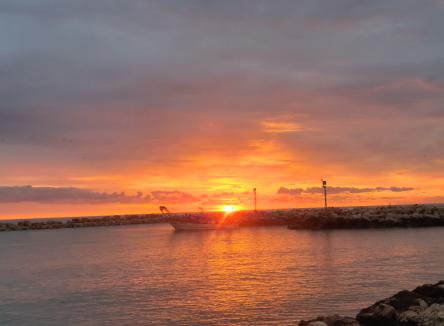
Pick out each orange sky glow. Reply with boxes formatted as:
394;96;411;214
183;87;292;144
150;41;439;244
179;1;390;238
1;1;444;219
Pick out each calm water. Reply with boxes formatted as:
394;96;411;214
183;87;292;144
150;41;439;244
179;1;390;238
0;224;443;325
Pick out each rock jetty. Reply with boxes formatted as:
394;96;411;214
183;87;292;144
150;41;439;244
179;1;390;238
0;214;167;231
1;204;443;232
288;205;444;230
299;280;444;326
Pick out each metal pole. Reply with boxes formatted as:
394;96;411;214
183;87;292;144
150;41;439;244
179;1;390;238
322;180;327;209
253;188;257;213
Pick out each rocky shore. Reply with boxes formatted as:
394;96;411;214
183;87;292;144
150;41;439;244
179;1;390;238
1;204;443;232
299;280;444;325
287;205;444;230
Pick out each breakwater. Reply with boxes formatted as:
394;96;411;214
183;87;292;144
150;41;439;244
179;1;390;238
1;204;444;232
0;214;167;231
287;205;444;230
299;280;444;326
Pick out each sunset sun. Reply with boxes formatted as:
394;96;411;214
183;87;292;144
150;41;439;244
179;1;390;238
223;205;236;214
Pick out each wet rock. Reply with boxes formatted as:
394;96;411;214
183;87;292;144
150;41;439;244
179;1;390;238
416;304;444;326
298;315;358;326
398;310;420;326
416;298;429;309
357;303;398;325
413;281;444;303
355;281;444;325
301;321;328;326
386;290;428;312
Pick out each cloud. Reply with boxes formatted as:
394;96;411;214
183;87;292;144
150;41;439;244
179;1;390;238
149;190;200;204
276;187;304;196
0;0;443;217
261;121;303;133
277;186;414;195
0;186;203;205
199;192;247;207
376;186;416;192
0;185;150;204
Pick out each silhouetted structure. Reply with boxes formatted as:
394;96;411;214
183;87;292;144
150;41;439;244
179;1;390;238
322;180;327;209
253;188;257;213
159;206;170;214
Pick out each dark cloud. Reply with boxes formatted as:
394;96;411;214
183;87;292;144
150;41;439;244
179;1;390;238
0;185;149;204
149;191;200;204
377;186;416;193
277;186;414;195
0;186;205;205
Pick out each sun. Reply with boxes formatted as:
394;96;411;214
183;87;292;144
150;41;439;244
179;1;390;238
223;205;236;214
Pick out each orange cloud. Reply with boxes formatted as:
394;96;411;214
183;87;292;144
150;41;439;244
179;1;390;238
261;121;303;133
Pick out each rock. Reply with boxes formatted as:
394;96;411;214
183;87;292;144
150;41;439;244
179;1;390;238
299;320;327;326
375;303;398;322
299;315;358;326
386;290;428;312
416;304;444;326
321;315;358;326
303;322;328;326
413;281;444;303
357;303;398;325
415;298;429;310
398;310;420;326
298;281;440;326
356;281;444;325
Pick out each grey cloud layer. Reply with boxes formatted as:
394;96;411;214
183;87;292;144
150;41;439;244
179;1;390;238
277;186;414;196
0;186;148;203
1;0;444;176
0;186;200;204
0;186;249;206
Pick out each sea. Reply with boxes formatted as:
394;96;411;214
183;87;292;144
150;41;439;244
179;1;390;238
0;224;443;325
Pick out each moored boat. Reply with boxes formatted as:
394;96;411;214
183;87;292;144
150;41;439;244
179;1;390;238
160;206;239;231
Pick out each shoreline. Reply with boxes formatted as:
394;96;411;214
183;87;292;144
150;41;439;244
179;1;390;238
1;204;444;232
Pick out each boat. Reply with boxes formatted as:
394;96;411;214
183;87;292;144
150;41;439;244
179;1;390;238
160;206;238;231
169;220;238;231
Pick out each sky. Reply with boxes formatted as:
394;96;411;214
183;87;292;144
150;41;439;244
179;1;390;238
1;0;444;219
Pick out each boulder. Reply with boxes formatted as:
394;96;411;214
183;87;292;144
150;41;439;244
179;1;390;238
357;303;398;325
356;281;444;325
302;322;328;326
398;310;420;326
416;304;444;326
386;290;428;312
298;315;358;326
413;281;444;303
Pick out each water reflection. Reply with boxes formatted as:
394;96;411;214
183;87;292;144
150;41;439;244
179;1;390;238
1;225;444;325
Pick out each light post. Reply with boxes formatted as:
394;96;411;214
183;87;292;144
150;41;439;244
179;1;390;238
253;188;257;213
322;180;327;210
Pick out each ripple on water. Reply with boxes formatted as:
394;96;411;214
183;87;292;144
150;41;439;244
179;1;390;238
0;225;443;325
